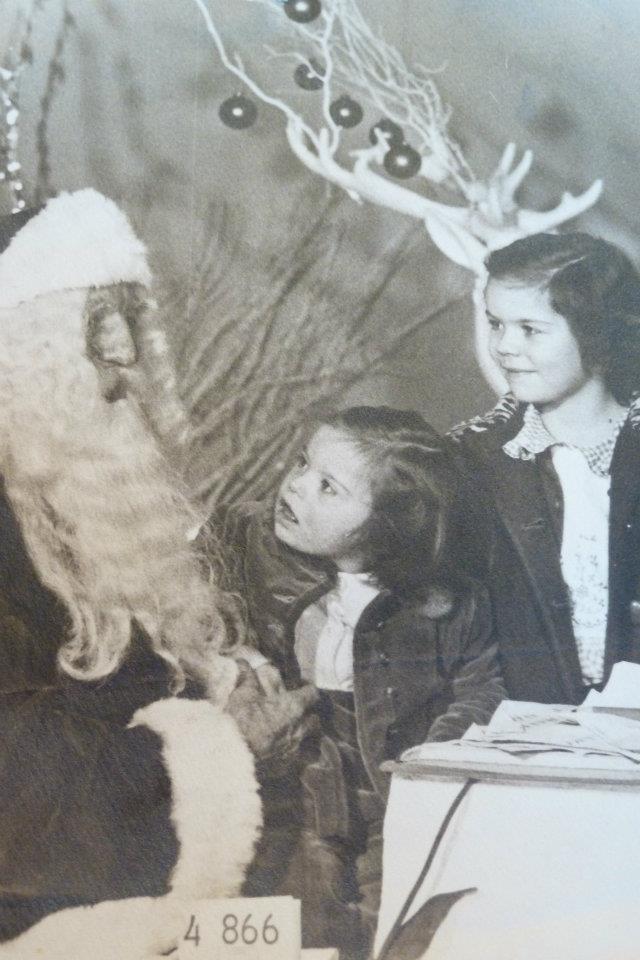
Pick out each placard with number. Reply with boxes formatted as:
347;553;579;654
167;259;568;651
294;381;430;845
178;896;301;960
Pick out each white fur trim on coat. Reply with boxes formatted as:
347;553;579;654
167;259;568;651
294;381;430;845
130;697;262;898
5;700;261;959
0;189;152;309
2;897;184;960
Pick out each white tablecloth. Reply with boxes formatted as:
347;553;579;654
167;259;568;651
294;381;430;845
375;772;640;960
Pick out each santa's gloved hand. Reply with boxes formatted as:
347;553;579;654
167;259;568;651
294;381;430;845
226;659;318;776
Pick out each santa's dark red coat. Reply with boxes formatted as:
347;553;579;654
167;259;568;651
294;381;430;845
0;484;260;943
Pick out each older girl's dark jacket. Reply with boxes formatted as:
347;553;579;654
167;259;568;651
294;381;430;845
215;502;505;799
449;395;640;705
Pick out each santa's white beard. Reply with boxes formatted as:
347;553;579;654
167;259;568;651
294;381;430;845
0;290;236;700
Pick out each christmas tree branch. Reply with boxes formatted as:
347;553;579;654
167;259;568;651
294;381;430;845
0;0;51;212
34;4;75;205
170;199;441;509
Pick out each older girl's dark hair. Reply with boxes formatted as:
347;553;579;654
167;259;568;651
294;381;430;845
319;406;485;604
486;232;640;403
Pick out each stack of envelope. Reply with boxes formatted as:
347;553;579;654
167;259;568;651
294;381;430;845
402;661;640;768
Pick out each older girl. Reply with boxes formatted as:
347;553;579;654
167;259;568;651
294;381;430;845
451;232;640;705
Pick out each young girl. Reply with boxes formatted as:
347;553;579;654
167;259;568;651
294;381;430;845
450;231;640;706
219;405;504;959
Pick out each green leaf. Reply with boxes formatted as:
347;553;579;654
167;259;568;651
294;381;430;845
383;887;477;960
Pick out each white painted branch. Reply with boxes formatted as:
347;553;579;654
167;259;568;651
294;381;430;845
190;0;320;149
286;122;483;239
191;0;604;396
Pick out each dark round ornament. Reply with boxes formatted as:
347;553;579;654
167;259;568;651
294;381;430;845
284;0;322;23
329;95;363;129
218;95;258;130
383;143;422;179
294;58;324;91
369;118;404;148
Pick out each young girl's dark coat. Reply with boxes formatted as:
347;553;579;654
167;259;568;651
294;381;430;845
449;395;640;705
216;501;505;799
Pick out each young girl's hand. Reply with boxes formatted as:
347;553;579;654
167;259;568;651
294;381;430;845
226;659;318;770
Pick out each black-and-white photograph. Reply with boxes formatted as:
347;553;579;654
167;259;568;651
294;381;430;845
1;1;639;957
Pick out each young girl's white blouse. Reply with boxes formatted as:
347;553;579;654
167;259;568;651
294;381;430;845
294;571;380;691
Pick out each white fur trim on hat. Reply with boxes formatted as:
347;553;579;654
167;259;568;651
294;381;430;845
0;189;152;309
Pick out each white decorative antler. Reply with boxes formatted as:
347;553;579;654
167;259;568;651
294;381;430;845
190;0;602;390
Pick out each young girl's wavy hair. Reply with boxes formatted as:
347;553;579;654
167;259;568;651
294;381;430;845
486;232;640;404
317;406;484;604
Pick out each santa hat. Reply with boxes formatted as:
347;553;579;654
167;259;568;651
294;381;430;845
0;189;152;310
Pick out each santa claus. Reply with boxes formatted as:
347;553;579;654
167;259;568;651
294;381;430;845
0;190;263;956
